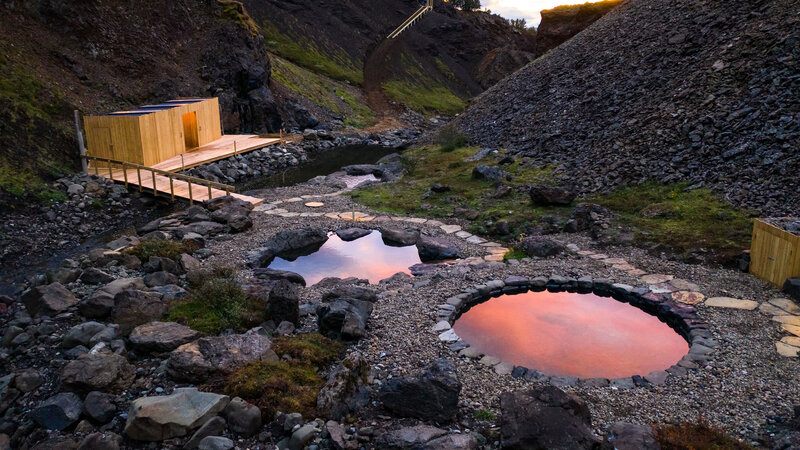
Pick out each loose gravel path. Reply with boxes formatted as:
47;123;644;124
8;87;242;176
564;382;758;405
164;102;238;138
205;180;800;442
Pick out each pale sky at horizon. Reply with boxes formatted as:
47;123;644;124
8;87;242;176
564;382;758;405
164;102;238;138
482;0;599;26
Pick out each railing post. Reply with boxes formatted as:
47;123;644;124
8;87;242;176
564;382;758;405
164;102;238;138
207;184;212;200
108;161;113;180
152;169;157;196
169;175;175;202
181;154;185;171
136;167;142;192
188;181;193;205
123;164;129;188
74;111;88;175
94;163;99;176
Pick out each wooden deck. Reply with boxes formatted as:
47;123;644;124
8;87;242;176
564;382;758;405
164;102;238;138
151;134;281;172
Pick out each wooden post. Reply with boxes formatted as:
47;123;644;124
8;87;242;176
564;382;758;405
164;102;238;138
169;175;175;201
207;184;213;200
136;167;142;192
74;110;88;175
234;141;237;156
219;100;225;137
188;181;193;205
181;154;185;172
152;169;157;196
123;165;128;188
225;185;230;196
280;129;284;145
108;161;113;180
94;163;99;176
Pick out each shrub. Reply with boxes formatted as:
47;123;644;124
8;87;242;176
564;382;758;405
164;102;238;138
654;417;754;450
128;239;199;261
436;125;469;152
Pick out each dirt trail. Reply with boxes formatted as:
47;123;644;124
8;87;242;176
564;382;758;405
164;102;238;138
363;38;404;116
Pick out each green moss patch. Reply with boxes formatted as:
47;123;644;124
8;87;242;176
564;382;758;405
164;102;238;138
273;333;344;366
382;80;465;116
127;239;200;262
654;418;754;450
217;0;259;35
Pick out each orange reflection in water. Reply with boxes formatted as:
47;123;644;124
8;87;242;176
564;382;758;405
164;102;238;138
268;231;421;285
453;291;689;379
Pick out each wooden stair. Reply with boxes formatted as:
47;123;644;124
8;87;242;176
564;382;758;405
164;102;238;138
388;0;433;39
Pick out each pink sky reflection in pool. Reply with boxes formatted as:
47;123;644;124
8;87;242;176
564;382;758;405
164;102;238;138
453;291;688;379
268;231;421;285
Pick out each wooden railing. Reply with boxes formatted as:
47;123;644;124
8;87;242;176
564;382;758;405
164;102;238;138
388;0;433;39
82;155;236;204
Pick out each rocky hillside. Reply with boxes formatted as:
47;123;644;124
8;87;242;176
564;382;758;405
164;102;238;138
535;0;622;55
455;0;799;216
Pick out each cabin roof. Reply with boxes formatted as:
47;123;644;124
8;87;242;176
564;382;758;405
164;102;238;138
99;98;212;117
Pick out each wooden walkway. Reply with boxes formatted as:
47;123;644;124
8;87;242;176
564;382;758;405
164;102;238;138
151;135;281;172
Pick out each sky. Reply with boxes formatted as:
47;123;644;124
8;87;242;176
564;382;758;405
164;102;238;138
482;0;592;27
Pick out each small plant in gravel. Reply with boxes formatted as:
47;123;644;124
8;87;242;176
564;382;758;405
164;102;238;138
221;333;344;418
654;416;754;450
128;239;199;261
473;409;496;421
168;267;265;334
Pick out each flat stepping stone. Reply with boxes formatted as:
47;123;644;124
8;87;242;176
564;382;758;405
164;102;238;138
440;225;462;234
426;220;444;227
466;236;487;244
479;356;500;366
672;291;705;305
759;303;786;316
268;208;288;215
782;324;800;336
304;202;324;208
459;347;483;358
776;341;799;357
481;242;502;247
431;321;451;332
781;336;800;347
649;282;678;294
670;279;701;292
484;254;504;262
404;218;428;224
253;204;276;212
627;269;647;276
602;258;628;265
773;315;800;326
324;213;341;219
589;254;608;259
455;231;472;239
705;297;759;310
279;212;300;218
612;264;636;271
438;329;459;343
577;250;595;256
284;197;303;203
640;274;674;284
770;298;800;315
269;200;284;205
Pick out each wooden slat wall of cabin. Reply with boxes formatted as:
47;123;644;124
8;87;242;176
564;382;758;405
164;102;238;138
84;116;112;160
196;98;222;145
86;115;144;164
750;219;800;287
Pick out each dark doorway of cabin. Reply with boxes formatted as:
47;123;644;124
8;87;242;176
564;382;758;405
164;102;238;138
182;112;199;150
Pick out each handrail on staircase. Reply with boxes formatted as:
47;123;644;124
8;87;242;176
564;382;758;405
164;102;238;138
388;0;433;39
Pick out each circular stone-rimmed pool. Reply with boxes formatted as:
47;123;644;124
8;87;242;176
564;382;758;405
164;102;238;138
436;275;713;387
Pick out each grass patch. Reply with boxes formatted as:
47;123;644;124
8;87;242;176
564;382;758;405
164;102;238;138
261;21;362;85
349;145;564;238
222;333;344;418
436;125;469;152
382;80;465;116
0;164;66;204
217;0;259;35
503;247;527;261
335;88;376;128
127;239;200;262
654;418;754;449
473;409;496;421
593;182;753;258
168;267;265;334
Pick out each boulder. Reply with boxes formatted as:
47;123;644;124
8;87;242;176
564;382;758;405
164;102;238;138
335;228;372;242
124;388;230;441
63;322;108;349
529;185;576;206
252;228;328;267
321;285;378;303
178;221;226;237
184;416;227;449
146;284;188;301
317;298;373;340
32;392;84;431
198;436;235;450
46;267;82;285
518;236;565;258
99;277;146;296
266;280;300;326
606;422;660;450
61;351;136;393
472;165;509;183
80;268;115;285
167;333;276;383
376;425;448;449
210;204;253;233
380;227;420;246
379;359;461;422
223;397;261;436
289;424;317;450
22;283;79;317
111;290;169;335
83;391;117;424
564;203;612;233
78;432;122;450
205;196;254;212
317;353;371;420
79;291;115;319
179;253;202;272
784;278;800;301
128;322;200;353
499;386;601;449
143;256;181;275
143;271;180;288
253;268;307;286
14;368;43;393
416;235;461;262
426;433;479;450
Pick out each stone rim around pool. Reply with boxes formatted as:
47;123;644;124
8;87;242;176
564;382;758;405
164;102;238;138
433;275;715;389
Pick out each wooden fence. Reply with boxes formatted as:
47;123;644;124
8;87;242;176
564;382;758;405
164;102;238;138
750;219;800;287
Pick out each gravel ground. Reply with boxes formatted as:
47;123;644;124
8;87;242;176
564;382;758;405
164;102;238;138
204;181;798;444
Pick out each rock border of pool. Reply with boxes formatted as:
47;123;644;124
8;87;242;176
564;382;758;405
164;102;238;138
432;275;714;389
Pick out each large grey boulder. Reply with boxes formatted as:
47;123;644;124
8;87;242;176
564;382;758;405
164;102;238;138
62;322;108;349
31;392;83;430
606;422;660;450
251;228;328;267
61;351;136;393
518;236;566;258
253;268;307;286
416;235;461;262
472;165;509;183
266;280;300;326
317;353;371;420
379;359;461;422
111;290;169;335
128;322;200;353
321;285;378;303
223;397;261;436
22;283;79;317
377;425;474;449
124;388;230;441
78;432;122;450
529;185;576;206
83;391;117;423
167;333;276;383
380;227;420;246
499;386;602;449
335;228;371;242
317;298;373;340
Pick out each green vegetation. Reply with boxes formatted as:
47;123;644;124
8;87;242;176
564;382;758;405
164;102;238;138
349;145;562;238
654;418;754;450
127;239;200;262
0;165;66;204
261;20;362;85
503;247;527;261
435;58;457;82
436;125;469;152
168;267;266;334
592;182;752;258
270;57;375;129
383;80;465;116
217;0;259;36
473;409;496;421
223;333;343;417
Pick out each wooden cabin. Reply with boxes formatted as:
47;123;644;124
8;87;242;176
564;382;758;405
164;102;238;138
84;98;222;166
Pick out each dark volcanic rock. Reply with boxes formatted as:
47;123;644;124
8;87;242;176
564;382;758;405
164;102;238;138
22;283;79;317
267;279;300;326
128;321;201;353
253;268;307;286
321;285;378;303
223;397;262;436
167;333;276;383
83;391;117;424
518;236;566;258
500;386;601;449
416;235;461;262
335;228;372;242
317;298;373;340
317;353;371;420
472;165;509;183
380;227;420;246
111;290;169;335
565;203;612;233
606;422;660;450
252;228;328;267
784;278;800;301
529;185;576;206
379;359;461;422
61;351;136;393
32;392;83;431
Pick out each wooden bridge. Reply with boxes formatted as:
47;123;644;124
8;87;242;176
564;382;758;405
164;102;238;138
388;0;433;39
